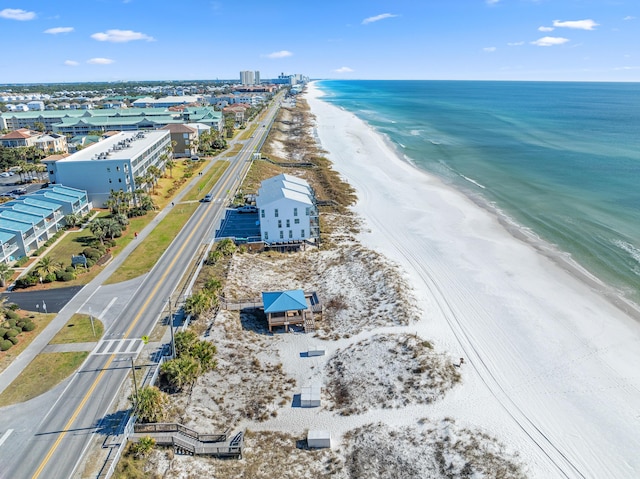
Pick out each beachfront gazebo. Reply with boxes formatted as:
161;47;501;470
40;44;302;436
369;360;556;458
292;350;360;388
262;289;308;332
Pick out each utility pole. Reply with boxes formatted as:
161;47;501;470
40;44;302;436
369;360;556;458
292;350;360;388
168;297;175;359
88;307;96;338
130;357;138;405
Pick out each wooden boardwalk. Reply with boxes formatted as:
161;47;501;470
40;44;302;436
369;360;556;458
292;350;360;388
131;423;243;458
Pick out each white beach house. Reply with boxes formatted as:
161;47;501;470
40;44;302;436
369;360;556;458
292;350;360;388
256;174;319;245
43;130;171;207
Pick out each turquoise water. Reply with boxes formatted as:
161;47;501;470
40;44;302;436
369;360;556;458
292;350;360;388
316;80;640;304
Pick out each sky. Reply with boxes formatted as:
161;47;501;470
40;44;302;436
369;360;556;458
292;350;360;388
0;0;638;84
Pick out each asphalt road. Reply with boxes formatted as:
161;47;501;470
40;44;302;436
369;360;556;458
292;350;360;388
0;98;282;479
2;286;83;313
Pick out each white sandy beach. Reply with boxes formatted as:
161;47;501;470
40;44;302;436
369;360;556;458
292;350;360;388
299;82;640;478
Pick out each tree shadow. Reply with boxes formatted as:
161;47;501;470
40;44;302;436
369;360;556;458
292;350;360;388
239;308;270;335
94;409;131;437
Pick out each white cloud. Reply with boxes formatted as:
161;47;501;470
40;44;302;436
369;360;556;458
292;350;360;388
486;0;500;5
552;19;598;30
91;29;155;43
265;50;293;59
87;58;115;64
531;36;570;47
614;66;640;71
483;47;497;52
507;41;524;46
623;16;635;21
334;66;354;73
0;8;36;20
538;26;554;32
64;60;79;66
362;13;398;25
44;27;74;34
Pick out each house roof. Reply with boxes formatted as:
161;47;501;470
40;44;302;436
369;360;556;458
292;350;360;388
1;129;34;139
161;123;197;134
262;290;308;314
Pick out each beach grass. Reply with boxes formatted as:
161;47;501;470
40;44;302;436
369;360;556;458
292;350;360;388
0;351;88;406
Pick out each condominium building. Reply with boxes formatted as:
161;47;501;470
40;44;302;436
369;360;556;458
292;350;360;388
43;130;171;207
0;185;91;263
240;70;261;86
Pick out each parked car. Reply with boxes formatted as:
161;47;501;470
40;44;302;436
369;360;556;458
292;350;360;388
12;187;27;195
0;172;11;178
237;205;258;213
202;194;213;202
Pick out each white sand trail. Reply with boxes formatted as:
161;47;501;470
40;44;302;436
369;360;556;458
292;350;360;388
302;82;640;479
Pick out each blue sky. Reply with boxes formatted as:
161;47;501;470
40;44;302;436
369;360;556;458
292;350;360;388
1;0;638;83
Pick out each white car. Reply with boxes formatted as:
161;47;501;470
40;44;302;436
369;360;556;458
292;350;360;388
0;172;11;178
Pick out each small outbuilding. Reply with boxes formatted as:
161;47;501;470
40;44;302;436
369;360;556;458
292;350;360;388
307;430;331;449
262;289;309;332
300;384;321;408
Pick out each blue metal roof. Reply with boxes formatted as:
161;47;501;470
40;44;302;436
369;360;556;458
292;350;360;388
262;290;308;313
0;231;14;243
7;204;49;217
0;210;39;224
0;218;31;232
49;185;85;199
24;198;59;211
37;192;74;203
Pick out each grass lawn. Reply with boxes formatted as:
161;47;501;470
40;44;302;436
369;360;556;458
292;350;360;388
104;160;228;284
223;142;244;157
49;314;104;344
0;312;55;374
0;351;88;406
104;202;199;284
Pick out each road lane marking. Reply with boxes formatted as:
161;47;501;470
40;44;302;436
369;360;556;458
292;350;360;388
99;296;118;319
31;149;246;479
0;429;13;447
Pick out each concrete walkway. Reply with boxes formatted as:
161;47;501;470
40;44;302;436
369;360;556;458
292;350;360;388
0;157;222;396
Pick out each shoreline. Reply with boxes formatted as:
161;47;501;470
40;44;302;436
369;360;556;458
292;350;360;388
314;80;640;327
305;81;640;477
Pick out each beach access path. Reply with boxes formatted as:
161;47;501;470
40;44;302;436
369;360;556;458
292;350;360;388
304;82;640;479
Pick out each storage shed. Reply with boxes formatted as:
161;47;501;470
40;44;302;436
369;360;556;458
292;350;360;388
307;430;331;449
300;384;321;407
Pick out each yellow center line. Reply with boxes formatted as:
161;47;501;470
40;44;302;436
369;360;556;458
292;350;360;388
31;156;244;479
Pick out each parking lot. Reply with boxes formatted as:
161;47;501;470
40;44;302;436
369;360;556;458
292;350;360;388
0;174;45;199
215;208;261;242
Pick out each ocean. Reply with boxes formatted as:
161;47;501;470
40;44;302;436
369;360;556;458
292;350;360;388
315;80;640;306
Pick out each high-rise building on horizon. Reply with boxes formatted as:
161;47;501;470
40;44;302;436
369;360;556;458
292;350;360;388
240;70;261;85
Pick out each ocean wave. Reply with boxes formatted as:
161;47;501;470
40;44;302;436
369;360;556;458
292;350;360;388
410;129;422;136
429;139;442;145
613;239;640;273
460;174;486;189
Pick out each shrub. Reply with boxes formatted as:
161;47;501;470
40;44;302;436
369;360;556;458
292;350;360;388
0;327;9;338
0;339;12;351
15;275;38;288
6;328;20;339
15;256;29;266
5;310;19;320
21;321;36;331
8;303;19;311
8;336;19;345
44;273;57;283
60;271;76;282
82;248;102;261
65;265;75;273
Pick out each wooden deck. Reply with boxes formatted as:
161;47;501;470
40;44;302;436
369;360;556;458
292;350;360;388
131;423;243;457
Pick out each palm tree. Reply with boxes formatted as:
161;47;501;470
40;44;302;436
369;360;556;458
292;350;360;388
184;291;212;318
0;263;14;288
130;386;169;423
64;213;81;228
89;219;107;245
165;158;175;178
34;256;62;278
